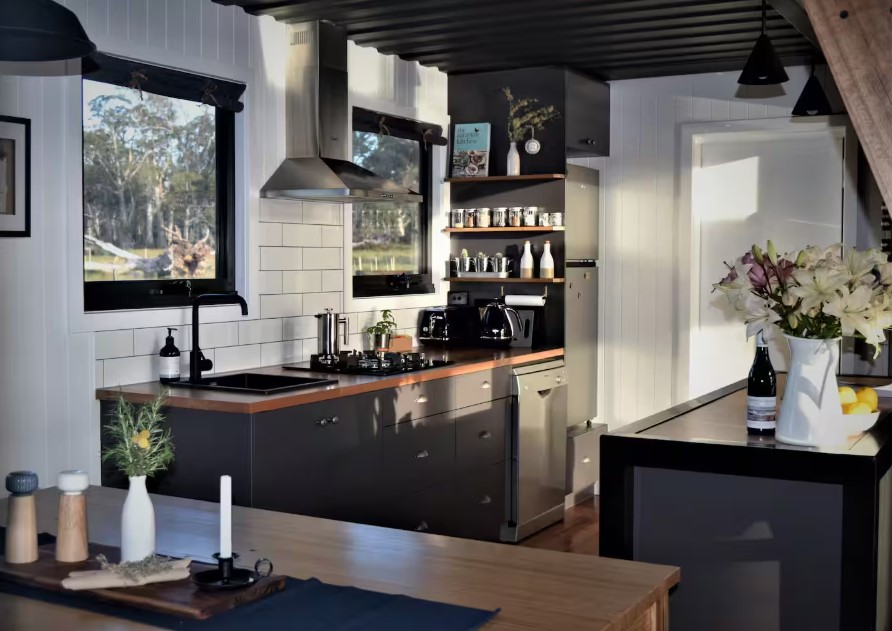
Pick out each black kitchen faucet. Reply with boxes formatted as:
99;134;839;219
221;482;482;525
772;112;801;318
190;293;248;383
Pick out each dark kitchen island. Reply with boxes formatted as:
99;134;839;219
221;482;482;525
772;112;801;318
600;377;892;631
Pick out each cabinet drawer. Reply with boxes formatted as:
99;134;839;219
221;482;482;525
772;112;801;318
382;482;456;536
456;398;509;473
453;368;511;409
383;411;455;493
454;463;507;541
252;394;383;519
370;378;453;426
567;423;607;496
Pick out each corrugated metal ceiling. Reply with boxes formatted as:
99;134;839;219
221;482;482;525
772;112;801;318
213;0;817;80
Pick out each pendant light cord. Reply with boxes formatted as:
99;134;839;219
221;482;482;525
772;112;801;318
761;0;767;34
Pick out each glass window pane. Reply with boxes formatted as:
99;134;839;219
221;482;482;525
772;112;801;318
83;80;217;282
352;130;422;275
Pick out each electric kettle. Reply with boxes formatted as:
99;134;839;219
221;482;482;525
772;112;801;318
480;299;520;346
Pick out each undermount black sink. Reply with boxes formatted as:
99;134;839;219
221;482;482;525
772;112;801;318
169;372;337;395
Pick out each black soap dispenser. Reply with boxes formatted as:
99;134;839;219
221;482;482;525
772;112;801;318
159;328;181;384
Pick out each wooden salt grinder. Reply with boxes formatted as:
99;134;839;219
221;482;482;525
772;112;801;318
4;471;38;564
56;470;89;562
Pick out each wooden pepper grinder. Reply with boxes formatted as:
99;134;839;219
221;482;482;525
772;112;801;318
56;470;89;562
5;471;38;564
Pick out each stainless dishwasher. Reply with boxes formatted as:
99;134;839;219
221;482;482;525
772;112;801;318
501;359;568;542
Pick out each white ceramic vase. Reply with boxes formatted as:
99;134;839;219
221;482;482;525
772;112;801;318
121;475;155;562
506;141;520;176
776;335;844;447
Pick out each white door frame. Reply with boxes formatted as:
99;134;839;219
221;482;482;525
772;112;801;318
673;115;859;404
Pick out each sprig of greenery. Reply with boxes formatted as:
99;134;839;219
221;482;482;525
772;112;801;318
502;87;561;142
367;309;398;335
102;393;174;478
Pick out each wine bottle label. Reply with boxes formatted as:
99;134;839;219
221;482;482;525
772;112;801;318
160;356;180;379
747;396;777;429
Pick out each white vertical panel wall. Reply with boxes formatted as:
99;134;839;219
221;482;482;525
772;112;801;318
0;0;448;487
570;66;817;428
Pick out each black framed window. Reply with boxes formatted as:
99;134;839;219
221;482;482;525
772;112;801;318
82;54;243;311
351;107;435;298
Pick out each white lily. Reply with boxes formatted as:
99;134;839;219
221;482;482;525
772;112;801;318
742;293;781;339
841;247;879;285
789;267;847;312
713;259;753;310
877;262;892;286
823;285;883;347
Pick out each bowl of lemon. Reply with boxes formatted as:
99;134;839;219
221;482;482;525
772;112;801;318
838;386;881;436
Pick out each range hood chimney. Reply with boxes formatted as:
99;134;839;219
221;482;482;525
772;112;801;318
260;22;422;203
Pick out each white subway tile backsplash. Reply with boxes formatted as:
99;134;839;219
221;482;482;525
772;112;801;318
256;271;283;294
134;325;192;355
260;199;302;223
214;345;261;373
282;224;322;247
95;330;134;360
321;270;344;291
283;316;316;340
258;222;283;246
282;270;322;294
260;247;303;270
302;292;342;315
302;202;342;225
260;294;304;318
321;225;343;248
238;319;283;345
260;340;303;366
302;248;341;270
103;355;155;387
198;322;240;349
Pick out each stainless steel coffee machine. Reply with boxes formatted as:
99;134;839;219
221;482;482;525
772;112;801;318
316;309;349;365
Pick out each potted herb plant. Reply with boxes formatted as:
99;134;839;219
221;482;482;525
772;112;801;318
102;393;174;562
366;310;398;350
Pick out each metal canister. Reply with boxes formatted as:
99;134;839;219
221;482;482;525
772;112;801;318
316;309;348;365
493;207;508;227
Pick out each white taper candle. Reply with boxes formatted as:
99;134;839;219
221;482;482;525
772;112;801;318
220;475;232;558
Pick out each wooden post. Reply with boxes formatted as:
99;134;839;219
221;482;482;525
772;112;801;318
801;0;892;204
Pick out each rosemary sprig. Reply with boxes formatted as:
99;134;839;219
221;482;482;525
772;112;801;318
101;392;174;478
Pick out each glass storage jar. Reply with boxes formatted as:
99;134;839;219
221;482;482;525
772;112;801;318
508;207;523;227
493;207;508;227
477;207;491;228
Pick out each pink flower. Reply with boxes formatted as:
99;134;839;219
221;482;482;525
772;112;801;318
720;266;738;285
774;259;796;284
742;253;768;289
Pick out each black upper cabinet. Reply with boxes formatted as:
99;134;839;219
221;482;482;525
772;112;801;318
448;67;609;176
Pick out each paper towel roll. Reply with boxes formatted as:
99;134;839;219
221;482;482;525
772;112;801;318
505;294;546;307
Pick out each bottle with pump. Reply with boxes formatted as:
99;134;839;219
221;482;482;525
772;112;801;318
539;240;555;279
159;328;181;383
520;241;534;279
746;331;776;435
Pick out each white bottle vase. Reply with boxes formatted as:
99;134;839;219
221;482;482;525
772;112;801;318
506;142;520;176
776;335;844;447
121;475;155;562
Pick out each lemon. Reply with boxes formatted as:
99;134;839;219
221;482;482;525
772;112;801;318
838;387;858;405
845;402;872;416
856;387;879;412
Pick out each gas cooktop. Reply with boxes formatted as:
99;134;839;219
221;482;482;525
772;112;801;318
283;350;453;376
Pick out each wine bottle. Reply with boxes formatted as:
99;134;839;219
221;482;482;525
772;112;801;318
747;331;776;435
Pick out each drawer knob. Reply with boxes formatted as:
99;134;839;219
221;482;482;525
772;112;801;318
479;495;492;505
416;450;430;459
415;394;429;404
316;418;328;427
582;456;591;464
479;430;492;440
316;416;339;427
480;381;491;390
330;416;339;425
415;521;429;532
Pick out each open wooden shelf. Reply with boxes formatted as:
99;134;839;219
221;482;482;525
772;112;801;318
443;226;565;234
445;174;566;184
445;277;565;284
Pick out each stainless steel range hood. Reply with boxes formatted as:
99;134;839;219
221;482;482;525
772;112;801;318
260;22;422;203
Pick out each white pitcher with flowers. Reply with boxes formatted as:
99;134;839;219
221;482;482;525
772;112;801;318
715;241;891;447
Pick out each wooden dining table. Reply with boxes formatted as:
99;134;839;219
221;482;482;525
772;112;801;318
0;486;679;630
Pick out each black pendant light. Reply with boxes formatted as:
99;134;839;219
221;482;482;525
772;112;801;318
738;0;790;85
0;0;96;62
792;68;833;116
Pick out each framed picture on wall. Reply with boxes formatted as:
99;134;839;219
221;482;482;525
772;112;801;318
0;115;30;238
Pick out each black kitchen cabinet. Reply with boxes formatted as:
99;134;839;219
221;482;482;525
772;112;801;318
383;411;456;494
455;398;510;473
252;394;384;523
453;463;507;541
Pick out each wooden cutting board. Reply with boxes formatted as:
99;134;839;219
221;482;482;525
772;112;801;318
0;543;287;620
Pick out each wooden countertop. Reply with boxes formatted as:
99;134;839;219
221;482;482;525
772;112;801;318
0;487;679;630
96;347;564;414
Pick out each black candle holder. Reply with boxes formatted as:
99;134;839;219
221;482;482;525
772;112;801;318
192;551;254;591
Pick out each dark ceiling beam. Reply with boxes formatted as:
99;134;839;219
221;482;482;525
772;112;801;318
394;16;793;62
766;0;820;46
601;51;813;79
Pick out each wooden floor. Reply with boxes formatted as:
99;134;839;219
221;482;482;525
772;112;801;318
519;496;600;555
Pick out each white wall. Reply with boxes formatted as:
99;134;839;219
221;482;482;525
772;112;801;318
0;0;448;486
570;66;820;427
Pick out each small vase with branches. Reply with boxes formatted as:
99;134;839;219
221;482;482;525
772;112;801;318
501;87;561;175
103;393;174;562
